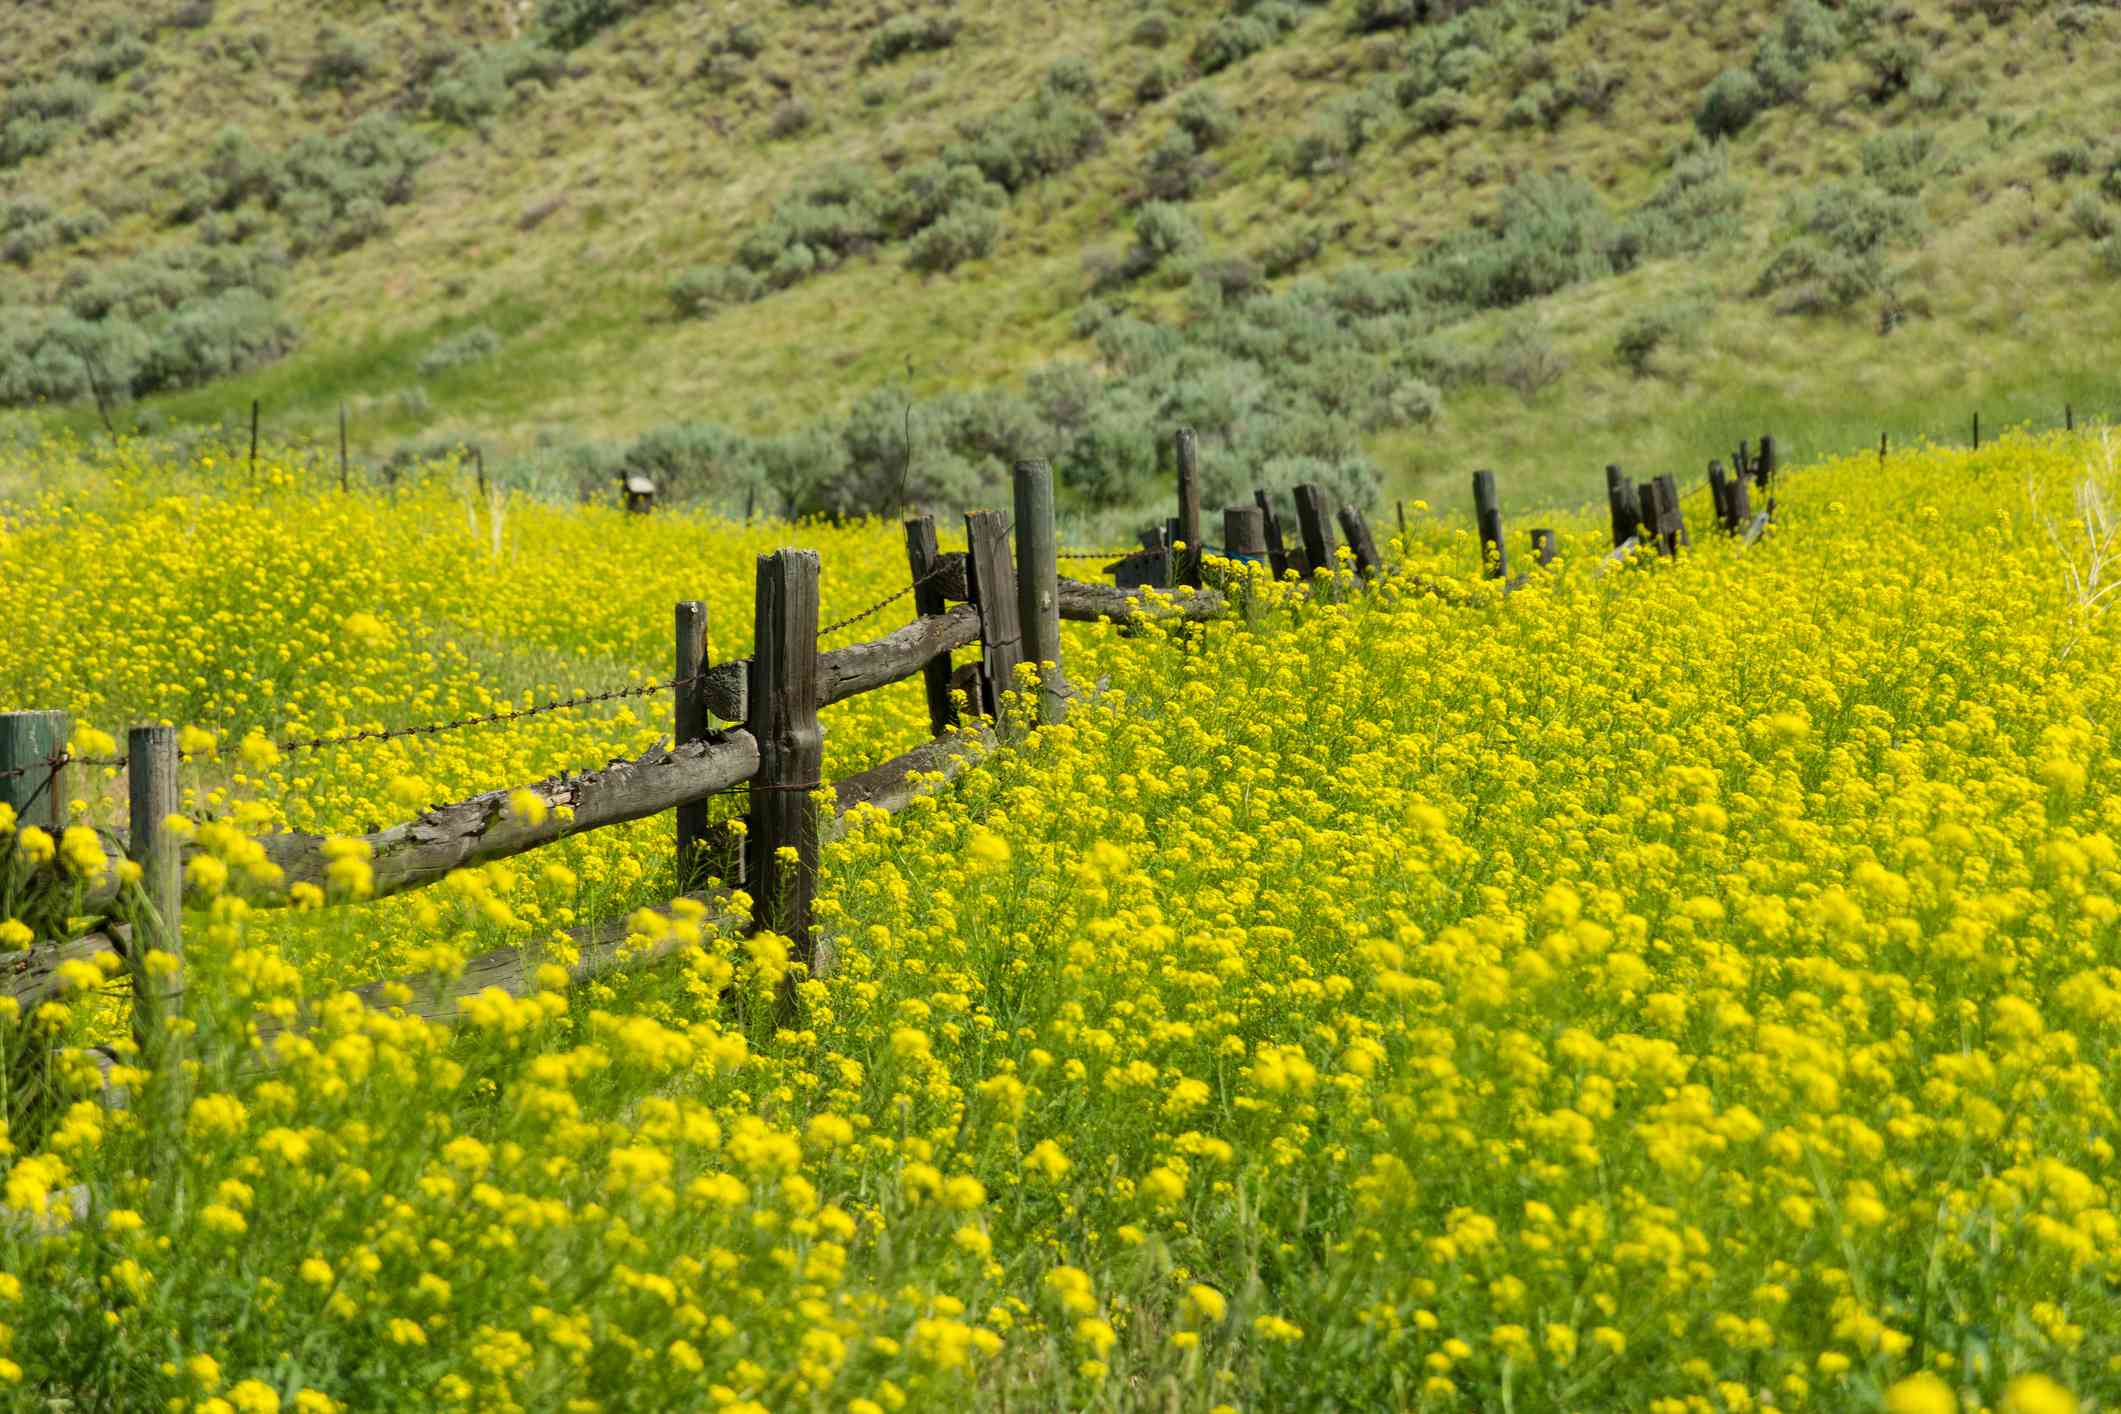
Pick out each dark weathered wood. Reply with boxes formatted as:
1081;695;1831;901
476;445;487;499
2066;403;2074;432
1635;482;1660;555
1292;483;1338;578
126;725;183;1074
1529;528;1556;567
904;516;958;738
929;552;1225;625
1708;461;1733;531
822;602;983;707
1756;433;1776;490
830;728;994;820
1727;462;1752;525
674;601;717;890
747;550;822;957
1013;459;1067;725
1108;549;1170;590
1472;470;1506;580
1174;428;1203;589
338;403;349;492
1396;499;1408;542
1222;505;1267;563
1254;489;1292;580
1879;431;1887;468
964;510;1025;722
1972;411;1980;450
1653;473;1687;553
1605;464;1634;549
1337;504;1383;578
74;733;762;916
0;711;68;834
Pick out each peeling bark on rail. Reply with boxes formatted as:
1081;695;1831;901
72;731;762;916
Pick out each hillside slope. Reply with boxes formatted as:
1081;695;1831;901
4;0;2120;522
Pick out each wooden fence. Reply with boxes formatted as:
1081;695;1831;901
1;432;1779;1118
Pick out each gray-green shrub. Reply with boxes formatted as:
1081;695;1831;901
863;15;960;68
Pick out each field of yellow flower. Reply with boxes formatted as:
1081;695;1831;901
1;427;2118;1413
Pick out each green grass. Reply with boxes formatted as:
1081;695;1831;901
10;0;2121;524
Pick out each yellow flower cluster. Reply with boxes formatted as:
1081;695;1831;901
0;427;2115;1410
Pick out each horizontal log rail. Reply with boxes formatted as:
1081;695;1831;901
68;731;762;917
928;552;1228;624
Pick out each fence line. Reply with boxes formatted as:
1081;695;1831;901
7;423;1819;1142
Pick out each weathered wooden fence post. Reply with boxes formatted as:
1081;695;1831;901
1174;429;1203;589
1972;411;1980;450
1472;470;1507;580
1879;431;1887;468
0;711;69;834
126;725;183;1090
1529;528;1557;567
904;516;958;737
746;550;822;960
1013;460;1067;727
1604;464;1634;550
1254;490;1294;580
1654;473;1688;552
1292;483;1338;580
1708;461;1732;532
1223;504;1266;621
2066;403;2074;432
964;510;1024;725
1337;504;1383;579
674;600;719;890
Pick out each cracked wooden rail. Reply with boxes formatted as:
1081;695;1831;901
7;727;993;1020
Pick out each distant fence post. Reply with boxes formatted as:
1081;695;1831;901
339;404;350;493
1472;470;1507;580
1336;504;1382;579
1292;484;1338;580
1635;481;1659;552
126;725;183;1097
1224;505;1266;620
0;711;69;834
1174;429;1203;589
1012;460;1067;727
247;398;260;485
904;516;958;737
1878;432;1887;468
674;600;720;890
1654;473;1688;552
2067;403;2074;432
1254;490;1293;580
1972;411;1980;450
1708;461;1732;532
964;510;1024;726
1759;433;1778;519
746;550;822;961
1604;464;1633;550
1529;528;1556;567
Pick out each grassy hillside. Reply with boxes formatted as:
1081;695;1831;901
4;0;2121;524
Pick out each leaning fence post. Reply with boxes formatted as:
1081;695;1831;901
1337;504;1383;579
746;550;822;961
904;516;958;737
126;725;183;1091
0;710;69;834
1174;429;1203;589
1013;460;1067;727
964;510;1024;726
674;600;722;890
1472;470;1507;580
1292;483;1338;580
1254;490;1293;580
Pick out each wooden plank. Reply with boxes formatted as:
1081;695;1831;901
1337;504;1383;578
1707;461;1732;531
964;510;1024;723
1743;510;1771;547
829;728;994;820
1635;482;1661;556
1653;473;1687;553
1472;469;1506;580
1292;483;1338;579
674;601;714;890
904;516;959;738
125;725;183;1081
1013;459;1067;725
1254;489;1292;580
1222;505;1267;563
0;710;69;834
70;733;762;916
746;550;823;958
1604;533;1640;564
821;602;983;707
